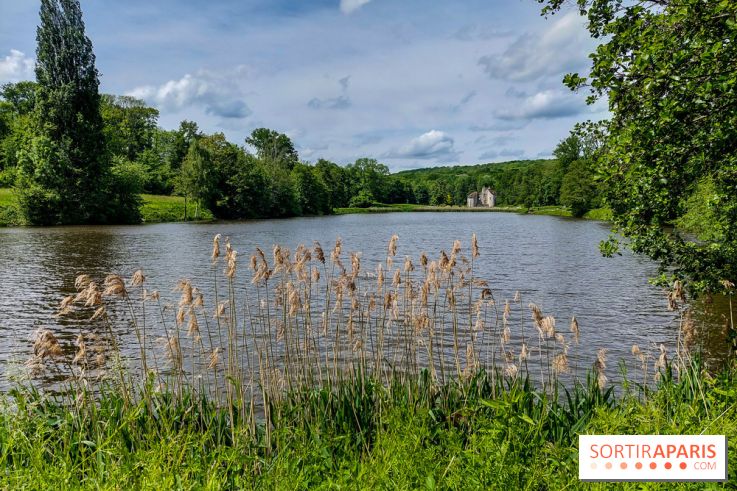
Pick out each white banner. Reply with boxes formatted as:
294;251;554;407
579;435;727;482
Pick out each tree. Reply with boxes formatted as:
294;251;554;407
176;140;215;220
17;0;138;224
0;82;38;116
560;160;595;217
100;94;159;162
0;83;37;179
346;158;390;203
245;128;298;171
314;158;350;209
540;0;737;292
171;120;201;171
291;163;329;215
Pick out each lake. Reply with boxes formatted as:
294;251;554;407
0;212;729;388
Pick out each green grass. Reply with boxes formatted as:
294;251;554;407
335;203;614;222
0;189;214;226
0;188;22;226
140;194;214;223
1;363;735;489
529;205;574;217
335;203;525;215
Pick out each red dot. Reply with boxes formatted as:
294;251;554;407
665;462;672;470
605;462;613;469
680;462;687;470
635;462;643;469
650;462;657;469
620;462;627;469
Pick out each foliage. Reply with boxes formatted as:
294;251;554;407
348;189;376;208
560;159;596;217
675;177;722;243
245;127;299;171
100;94;159;162
15;0;139;225
540;0;737;293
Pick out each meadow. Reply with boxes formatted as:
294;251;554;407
0;189;214;226
1;233;734;489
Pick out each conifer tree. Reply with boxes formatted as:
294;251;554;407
18;0;138;224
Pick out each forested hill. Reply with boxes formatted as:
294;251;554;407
395;159;553;178
391;158;596;212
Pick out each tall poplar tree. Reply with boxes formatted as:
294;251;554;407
18;0;137;224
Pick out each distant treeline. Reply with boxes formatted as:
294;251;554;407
0;82;601;220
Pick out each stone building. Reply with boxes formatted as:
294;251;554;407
467;186;496;208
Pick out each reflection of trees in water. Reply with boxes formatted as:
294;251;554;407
36;228;131;386
690;294;734;370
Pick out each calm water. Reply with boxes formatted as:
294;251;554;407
0;212;728;387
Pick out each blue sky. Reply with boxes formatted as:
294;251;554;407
0;0;606;170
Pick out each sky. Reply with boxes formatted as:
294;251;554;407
0;0;606;171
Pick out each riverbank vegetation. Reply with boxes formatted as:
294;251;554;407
540;0;737;294
3;234;735;488
0;191;213;226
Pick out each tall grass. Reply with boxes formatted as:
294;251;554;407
3;234;735;488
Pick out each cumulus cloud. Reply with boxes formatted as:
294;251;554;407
0;50;34;83
386;130;459;160
340;0;371;14
129;69;251;119
495;89;588;120
478;12;590;82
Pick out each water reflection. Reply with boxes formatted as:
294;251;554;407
0;213;731;389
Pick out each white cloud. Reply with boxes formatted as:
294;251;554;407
129;69;251;119
386;130;459;160
478;11;590;82
495;89;589;120
0;49;34;83
340;0;371;14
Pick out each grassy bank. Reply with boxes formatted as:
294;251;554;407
336;203;526;215
5;233;733;488
335;202;613;221
0;189;214;226
1;187;612;225
2;362;735;489
529;206;614;221
139;194;214;223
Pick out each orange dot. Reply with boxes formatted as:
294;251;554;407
590;463;597;470
635;462;643;470
650;462;657;469
680;462;687;470
665;462;672;470
620;462;627;469
605;462;613;469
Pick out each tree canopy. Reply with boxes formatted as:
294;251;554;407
16;0;139;224
540;0;737;293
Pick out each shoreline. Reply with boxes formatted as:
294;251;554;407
0;187;612;227
335;203;613;221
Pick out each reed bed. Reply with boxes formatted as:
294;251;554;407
24;235;713;426
3;234;734;488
